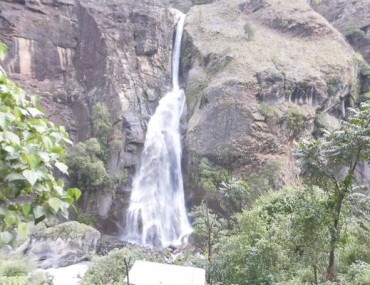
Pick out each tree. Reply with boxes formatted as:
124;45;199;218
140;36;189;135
189;201;226;285
0;58;80;247
210;186;332;285
66;138;109;210
67;138;109;192
190;201;226;262
92;101;123;159
296;102;370;280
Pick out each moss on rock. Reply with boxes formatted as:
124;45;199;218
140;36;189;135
32;221;99;240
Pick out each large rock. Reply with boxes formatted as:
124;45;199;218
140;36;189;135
182;0;365;202
21;221;100;268
0;0;175;233
310;0;370;63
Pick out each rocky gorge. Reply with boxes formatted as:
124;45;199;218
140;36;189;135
1;0;370;240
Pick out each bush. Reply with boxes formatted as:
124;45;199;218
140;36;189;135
0;276;28;285
82;247;164;285
0;255;34;277
0;56;80;246
243;22;254;41
339;261;370;285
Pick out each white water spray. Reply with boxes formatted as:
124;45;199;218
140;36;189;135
122;11;192;247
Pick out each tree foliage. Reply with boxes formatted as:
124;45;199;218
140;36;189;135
67;138;109;192
0;63;80;247
210;185;370;284
190;201;226;262
296;102;370;279
67;102;125;196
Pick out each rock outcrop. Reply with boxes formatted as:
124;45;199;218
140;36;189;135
182;0;366;202
0;0;175;233
310;0;370;63
1;0;369;226
19;221;100;268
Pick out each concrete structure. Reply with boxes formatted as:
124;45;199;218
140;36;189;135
124;260;206;285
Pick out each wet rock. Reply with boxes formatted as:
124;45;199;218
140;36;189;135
0;0;174;232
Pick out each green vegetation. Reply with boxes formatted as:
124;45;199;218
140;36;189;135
189;102;370;284
31;221;99;240
82;247;163;285
285;104;309;130
243;22;254;41
67;138;109;192
260;103;280;118
0;255;34;277
0;254;53;285
296;102;370;280
199;158;231;193
67;102;125;198
0;46;80;247
190;201;226;262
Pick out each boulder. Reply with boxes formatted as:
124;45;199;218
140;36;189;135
21;221;100;268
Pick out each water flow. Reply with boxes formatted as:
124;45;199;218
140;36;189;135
123;12;192;247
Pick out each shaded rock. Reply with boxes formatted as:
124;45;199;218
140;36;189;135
97;235;128;255
0;0;175;233
160;0;193;12
311;0;370;63
183;0;363;201
22;221;100;268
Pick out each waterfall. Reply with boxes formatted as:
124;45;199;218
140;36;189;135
122;11;192;247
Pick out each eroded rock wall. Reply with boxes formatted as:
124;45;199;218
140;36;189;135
310;0;370;63
182;0;366;204
0;0;174;233
1;0;369;228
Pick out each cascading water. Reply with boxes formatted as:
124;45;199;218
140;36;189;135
122;11;192;247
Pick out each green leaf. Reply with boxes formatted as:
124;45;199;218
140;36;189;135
22;170;39;186
38;152;50;163
0;112;6;128
18;222;29;239
23;153;42;170
21;204;31;216
4;145;16;154
6;173;26;182
33;206;45;219
42;136;53;150
55;161;68;174
4;131;20;145
4;215;16;226
0;232;13;244
48;197;63;213
27;107;43;117
0;42;7;61
68;188;82;201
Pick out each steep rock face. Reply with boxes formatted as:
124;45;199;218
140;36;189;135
183;0;364;203
310;0;370;63
0;0;174;233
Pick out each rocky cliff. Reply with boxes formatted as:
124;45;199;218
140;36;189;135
182;0;368;203
1;0;369;231
0;0;174;233
310;0;370;63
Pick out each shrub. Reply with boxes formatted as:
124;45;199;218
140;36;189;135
0;51;80;246
82;247;164;285
243;22;254;41
0;255;34;277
